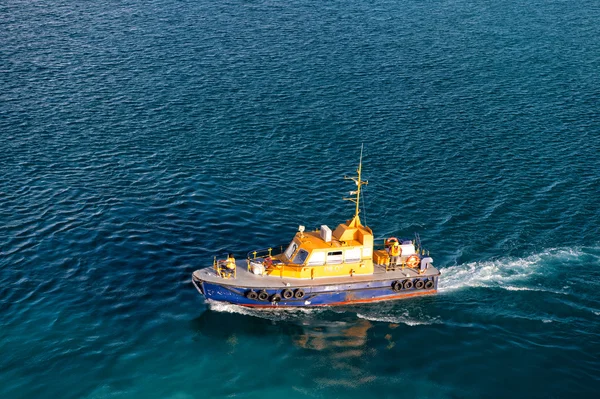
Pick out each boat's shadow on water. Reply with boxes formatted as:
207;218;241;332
189;307;409;390
189;302;418;352
190;306;307;339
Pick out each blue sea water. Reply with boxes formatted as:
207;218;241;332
2;0;600;397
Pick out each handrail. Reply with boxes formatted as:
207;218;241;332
374;239;429;272
214;256;236;279
246;244;286;260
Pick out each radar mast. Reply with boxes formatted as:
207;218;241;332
344;144;368;227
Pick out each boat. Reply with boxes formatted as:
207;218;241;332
192;148;441;307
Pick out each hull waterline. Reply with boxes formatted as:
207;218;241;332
192;272;439;308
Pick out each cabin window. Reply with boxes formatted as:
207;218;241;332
284;242;298;260
326;251;343;264
362;246;372;258
292;249;309;265
345;248;361;263
307;252;325;266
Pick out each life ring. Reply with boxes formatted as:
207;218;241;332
385;237;399;247
282;288;294;299
264;257;273;268
403;279;414;290
415;280;425;290
391;281;402;292
294;288;305;299
406;255;420;268
246;290;258;300
270;293;282;303
425;280;434;290
258;290;269;301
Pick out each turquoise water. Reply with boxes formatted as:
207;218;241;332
2;0;600;397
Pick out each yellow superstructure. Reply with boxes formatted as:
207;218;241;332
263;216;374;279
251;145;377;280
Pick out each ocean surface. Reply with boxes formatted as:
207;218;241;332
2;0;600;397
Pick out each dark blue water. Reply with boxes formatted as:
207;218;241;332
2;0;600;397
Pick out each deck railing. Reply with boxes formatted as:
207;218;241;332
213;256;236;279
246;244;286;261
373;239;429;272
245;244;287;275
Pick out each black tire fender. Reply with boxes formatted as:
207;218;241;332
403;279;414;290
425;280;434;290
415;280;425;290
258;290;269;301
294;288;305;299
271;293;282;303
391;281;402;291
246;290;258;300
282;288;294;299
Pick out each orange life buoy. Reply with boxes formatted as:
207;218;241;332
385;237;399;247
264;257;273;268
406;255;420;268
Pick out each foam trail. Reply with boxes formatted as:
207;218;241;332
438;248;584;292
501;286;567;295
356;311;443;326
207;300;326;321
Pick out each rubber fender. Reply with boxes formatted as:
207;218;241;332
282;288;294;299
425;280;434;290
415;280;425;290
391;281;402;291
270;293;282;303
246;290;258;300
257;290;269;301
294;288;305;299
403;279;414;290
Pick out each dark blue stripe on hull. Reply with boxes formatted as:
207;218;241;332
193;277;438;307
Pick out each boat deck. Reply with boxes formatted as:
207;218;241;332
193;260;440;288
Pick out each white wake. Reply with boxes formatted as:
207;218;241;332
438;247;584;293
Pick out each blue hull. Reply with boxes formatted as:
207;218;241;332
192;276;438;307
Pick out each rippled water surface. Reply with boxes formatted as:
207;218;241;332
2;0;600;398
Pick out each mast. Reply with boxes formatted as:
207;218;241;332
343;144;368;227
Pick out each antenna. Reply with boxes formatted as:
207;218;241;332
343;144;368;227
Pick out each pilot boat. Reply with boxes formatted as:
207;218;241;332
192;149;441;307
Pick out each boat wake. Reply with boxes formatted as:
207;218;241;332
207;299;447;328
438;247;587;293
205;247;599;325
356;310;443;326
206;300;327;321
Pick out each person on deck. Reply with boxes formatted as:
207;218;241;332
224;253;236;277
389;241;401;267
